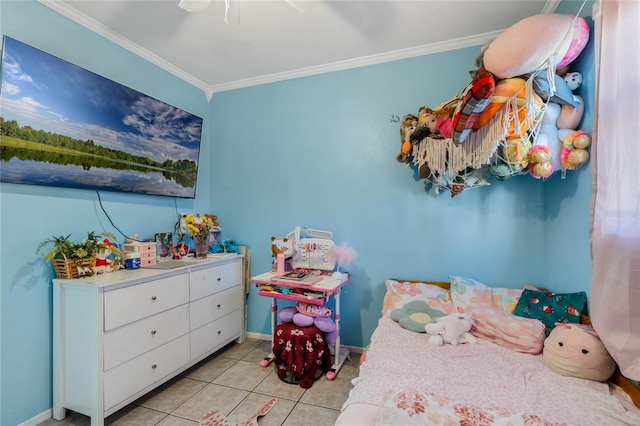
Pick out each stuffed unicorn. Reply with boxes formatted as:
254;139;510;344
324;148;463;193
425;313;477;346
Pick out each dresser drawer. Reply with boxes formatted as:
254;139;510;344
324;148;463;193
190;285;242;331
140;251;156;261
138;243;156;254
104;334;190;411
190;309;242;361
104;304;189;371
140;257;157;267
104;275;189;331
190;260;242;301
123;242;156;253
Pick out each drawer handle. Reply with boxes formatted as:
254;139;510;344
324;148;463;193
151;330;157;335
216;277;221;282
216;304;221;309
151;364;157;369
217;330;221;335
151;296;157;301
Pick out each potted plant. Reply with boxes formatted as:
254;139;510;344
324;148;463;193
37;231;122;278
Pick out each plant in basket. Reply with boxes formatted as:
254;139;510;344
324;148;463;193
37;231;123;279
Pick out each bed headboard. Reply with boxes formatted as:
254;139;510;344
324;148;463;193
391;278;640;408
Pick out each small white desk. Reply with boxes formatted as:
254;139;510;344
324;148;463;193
250;271;351;380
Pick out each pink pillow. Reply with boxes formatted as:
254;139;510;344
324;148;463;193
467;303;545;354
449;275;493;313
557;15;590;69
484;14;577;79
296;301;331;317
382;279;453;316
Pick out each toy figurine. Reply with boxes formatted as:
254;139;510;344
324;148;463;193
172;242;188;259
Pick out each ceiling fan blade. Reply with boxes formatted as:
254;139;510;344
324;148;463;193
178;0;213;13
284;0;318;14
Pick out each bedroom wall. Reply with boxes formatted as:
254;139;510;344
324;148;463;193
209;53;551;343
209;0;596;350
0;2;211;424
542;1;596;297
0;1;594;425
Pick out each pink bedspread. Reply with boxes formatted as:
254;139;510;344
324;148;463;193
338;317;640;425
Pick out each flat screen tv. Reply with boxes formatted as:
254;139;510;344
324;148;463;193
0;36;203;198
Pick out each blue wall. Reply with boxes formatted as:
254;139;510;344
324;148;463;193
210;55;550;344
0;1;594;424
543;1;595;294
0;2;211;424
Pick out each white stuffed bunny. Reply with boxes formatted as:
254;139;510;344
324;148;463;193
425;313;477;346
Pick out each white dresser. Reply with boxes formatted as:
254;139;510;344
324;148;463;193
52;255;245;426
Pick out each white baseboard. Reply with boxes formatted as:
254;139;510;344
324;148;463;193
245;331;271;341
18;409;52;426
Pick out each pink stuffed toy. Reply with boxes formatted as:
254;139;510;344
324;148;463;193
435;117;453;139
543;323;616;382
419;105;455;139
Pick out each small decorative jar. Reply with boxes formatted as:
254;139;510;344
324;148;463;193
125;252;141;269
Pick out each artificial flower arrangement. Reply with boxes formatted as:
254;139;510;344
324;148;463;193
182;213;220;257
184;213;219;239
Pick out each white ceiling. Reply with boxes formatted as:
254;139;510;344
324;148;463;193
39;0;558;99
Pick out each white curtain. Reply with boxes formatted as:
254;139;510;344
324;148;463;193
590;0;640;380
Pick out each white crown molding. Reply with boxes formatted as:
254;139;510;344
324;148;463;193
542;0;561;14
209;30;501;94
39;0;559;101
37;0;211;96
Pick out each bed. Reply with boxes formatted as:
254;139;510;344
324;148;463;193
336;277;640;425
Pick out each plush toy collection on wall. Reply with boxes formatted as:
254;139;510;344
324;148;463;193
396;13;591;197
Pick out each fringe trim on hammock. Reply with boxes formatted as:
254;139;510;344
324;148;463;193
411;108;506;176
410;73;547;178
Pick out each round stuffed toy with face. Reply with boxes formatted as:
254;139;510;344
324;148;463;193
543;323;616;382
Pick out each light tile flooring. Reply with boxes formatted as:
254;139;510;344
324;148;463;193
40;339;359;426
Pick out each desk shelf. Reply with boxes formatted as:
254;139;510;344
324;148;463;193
257;289;326;305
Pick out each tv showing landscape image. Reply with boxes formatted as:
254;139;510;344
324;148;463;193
0;36;203;198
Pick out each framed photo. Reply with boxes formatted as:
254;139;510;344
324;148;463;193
0;36;203;198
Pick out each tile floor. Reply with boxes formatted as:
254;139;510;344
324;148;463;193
40;339;359;426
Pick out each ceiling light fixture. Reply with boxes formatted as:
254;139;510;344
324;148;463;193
177;0;212;13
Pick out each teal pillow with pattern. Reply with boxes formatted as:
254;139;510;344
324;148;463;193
513;289;587;335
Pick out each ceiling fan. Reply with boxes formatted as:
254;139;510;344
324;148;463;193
177;0;317;15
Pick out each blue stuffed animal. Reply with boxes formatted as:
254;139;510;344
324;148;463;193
212;239;240;254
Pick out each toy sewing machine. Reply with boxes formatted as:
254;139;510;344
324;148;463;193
270;226;336;272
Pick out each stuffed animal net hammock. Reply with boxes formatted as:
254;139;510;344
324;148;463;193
411;76;544;178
